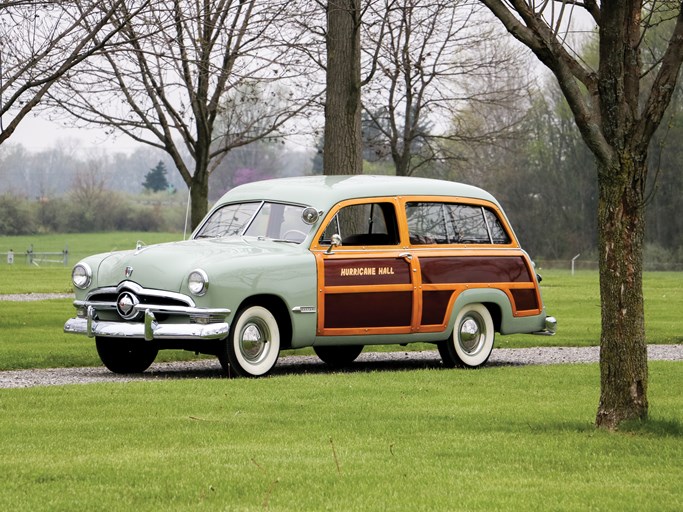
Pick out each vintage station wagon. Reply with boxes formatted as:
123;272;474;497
64;175;556;377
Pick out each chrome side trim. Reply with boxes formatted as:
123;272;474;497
292;306;316;314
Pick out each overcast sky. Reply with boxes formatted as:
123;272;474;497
9;116;142;154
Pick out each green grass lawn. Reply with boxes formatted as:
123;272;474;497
0;233;680;510
0;362;680;511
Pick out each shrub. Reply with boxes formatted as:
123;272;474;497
0;194;36;235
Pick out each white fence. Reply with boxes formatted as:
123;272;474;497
2;246;69;266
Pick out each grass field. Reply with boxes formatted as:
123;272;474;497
0;362;681;511
0;233;681;510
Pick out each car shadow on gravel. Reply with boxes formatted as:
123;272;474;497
122;351;523;382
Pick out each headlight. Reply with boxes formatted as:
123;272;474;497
72;263;92;290
188;269;209;296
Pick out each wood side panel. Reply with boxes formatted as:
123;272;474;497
421;290;453;325
324;258;411;286
510;288;539;311
420;256;532;284
324;292;412;328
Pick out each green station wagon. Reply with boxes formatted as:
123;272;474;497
64;175;556;377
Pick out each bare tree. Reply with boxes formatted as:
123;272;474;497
362;0;529;177
479;1;683;429
0;0;136;145
51;0;316;229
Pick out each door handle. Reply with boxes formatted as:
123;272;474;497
398;252;412;262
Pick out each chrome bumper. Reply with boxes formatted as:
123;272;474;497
64;305;230;341
532;316;557;336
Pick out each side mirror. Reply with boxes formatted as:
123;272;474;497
326;234;342;254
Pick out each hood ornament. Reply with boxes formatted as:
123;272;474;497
125;266;134;278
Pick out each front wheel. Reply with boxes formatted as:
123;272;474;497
95;337;158;374
438;304;494;368
218;305;281;378
314;345;363;367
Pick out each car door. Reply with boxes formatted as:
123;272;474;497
312;198;421;336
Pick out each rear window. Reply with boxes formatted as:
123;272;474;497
406;202;511;245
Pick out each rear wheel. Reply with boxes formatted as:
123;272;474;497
314;345;363;367
438;304;494;368
218;305;280;377
95;337;158;374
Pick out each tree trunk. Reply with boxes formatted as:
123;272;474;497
189;165;210;231
393;149;410;177
595;151;649;429
324;0;362;176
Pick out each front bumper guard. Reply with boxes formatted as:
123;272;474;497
64;304;231;341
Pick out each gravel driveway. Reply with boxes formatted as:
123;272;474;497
1;345;681;389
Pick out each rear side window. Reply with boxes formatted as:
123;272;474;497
406;202;511;245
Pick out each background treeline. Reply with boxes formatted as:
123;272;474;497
0;141;312;235
1;81;681;268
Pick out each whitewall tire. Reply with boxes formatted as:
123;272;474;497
438;303;494;368
219;305;281;377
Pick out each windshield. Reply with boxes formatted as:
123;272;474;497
194;201;311;243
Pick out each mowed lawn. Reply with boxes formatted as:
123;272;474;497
0;362;681;511
0;233;681;510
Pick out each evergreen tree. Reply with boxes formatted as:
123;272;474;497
142;161;169;193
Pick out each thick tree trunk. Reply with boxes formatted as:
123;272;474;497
595;152;649;429
324;0;362;176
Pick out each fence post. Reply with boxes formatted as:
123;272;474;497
571;253;581;276
27;244;34;266
7;249;14;264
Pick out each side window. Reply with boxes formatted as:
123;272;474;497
406;202;511;245
449;204;490;243
244;203;310;242
406;203;450;244
484;208;511;244
320;202;399;246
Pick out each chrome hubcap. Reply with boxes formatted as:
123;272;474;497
239;321;268;363
458;314;485;355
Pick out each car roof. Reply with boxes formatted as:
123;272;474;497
215;175;501;211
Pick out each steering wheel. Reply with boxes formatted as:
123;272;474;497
282;229;307;241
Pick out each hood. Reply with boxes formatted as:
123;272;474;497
94;237;302;292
